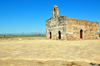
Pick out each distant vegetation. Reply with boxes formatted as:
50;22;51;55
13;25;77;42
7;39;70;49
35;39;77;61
99;34;100;37
0;34;100;38
0;34;46;38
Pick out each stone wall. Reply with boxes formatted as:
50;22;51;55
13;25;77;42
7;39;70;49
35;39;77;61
66;18;99;40
46;17;58;39
46;16;67;40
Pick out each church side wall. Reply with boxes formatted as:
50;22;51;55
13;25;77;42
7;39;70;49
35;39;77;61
66;18;99;40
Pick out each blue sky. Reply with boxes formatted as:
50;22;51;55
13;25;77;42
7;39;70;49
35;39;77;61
0;0;100;35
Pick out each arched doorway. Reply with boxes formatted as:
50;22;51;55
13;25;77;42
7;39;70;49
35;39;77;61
50;32;52;39
80;29;83;39
58;31;61;39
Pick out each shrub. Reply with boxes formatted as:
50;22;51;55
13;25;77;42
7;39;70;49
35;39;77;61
0;36;3;38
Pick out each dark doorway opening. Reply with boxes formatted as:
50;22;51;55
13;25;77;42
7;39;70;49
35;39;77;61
58;31;61;39
50;32;51;39
80;29;83;39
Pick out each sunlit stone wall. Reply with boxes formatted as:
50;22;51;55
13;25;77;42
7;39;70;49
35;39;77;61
66;18;99;40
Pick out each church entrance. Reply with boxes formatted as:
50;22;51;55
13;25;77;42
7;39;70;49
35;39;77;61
50;32;52;39
80;29;83;39
58;31;61;39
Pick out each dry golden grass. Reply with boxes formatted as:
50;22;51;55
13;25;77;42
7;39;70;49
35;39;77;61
0;38;100;66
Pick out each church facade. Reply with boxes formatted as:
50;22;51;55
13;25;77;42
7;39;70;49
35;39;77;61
46;5;99;40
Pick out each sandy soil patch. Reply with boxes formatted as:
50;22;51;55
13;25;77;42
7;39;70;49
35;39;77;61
0;38;100;66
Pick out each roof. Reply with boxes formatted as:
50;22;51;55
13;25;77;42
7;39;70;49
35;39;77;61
67;17;98;23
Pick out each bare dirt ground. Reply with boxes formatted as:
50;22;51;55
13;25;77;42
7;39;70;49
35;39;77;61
0;37;100;66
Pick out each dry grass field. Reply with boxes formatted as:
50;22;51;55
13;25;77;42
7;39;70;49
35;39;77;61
0;37;100;66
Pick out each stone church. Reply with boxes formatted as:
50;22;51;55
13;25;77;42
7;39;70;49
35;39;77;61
46;5;99;40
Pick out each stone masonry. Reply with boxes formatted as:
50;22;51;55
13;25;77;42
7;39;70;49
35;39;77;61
46;5;99;40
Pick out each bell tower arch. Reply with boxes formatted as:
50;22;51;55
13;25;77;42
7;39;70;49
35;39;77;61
52;5;59;18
